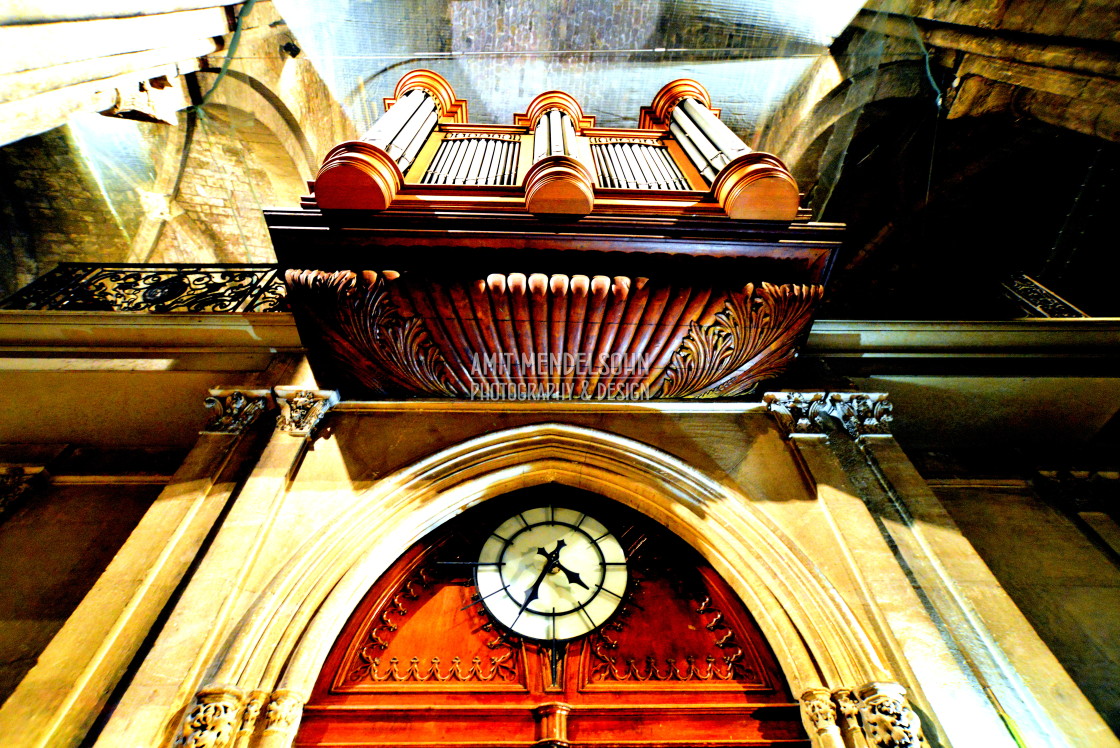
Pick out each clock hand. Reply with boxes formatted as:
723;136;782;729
515;540;566;622
552;560;590;591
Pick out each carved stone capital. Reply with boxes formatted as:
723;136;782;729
263;690;305;737
833;688;870;747
800;688;838;735
764;391;894;438
763;392;828;435
235;689;269;743
857;681;923;748
175;685;244;748
274;388;339;436
203;389;274;434
828;393;893;437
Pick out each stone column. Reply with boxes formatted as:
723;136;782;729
799;688;845;748
0;388;273;748
95;389;338;748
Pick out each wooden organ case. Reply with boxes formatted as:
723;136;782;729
296;489;808;747
267;70;842;402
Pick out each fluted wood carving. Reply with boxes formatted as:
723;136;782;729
285;269;823;400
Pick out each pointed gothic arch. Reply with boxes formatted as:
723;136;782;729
180;422;907;747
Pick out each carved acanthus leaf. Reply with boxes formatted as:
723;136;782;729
763;391;829;435
829;393;893;437
284;269;458;397
658;283;823;398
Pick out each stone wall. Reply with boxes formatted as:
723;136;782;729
931;478;1120;735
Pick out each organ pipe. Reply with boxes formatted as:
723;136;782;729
671;97;751;185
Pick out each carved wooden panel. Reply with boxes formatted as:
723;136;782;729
284;268;823;401
297;488;808;747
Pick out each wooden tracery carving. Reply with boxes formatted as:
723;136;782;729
297;488;808;747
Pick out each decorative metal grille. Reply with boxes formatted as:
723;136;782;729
0;264;288;313
1001;272;1088;318
591;138;689;190
421;133;520;186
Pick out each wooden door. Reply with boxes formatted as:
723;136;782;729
297;486;808;747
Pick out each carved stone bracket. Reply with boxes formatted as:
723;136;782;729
202;389;274;434
174;685;244;748
764;392;893;438
274;388;339;437
799;684;919;748
857;681;923;748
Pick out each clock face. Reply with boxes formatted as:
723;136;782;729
475;506;627;641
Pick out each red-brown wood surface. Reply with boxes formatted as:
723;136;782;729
297;491;809;747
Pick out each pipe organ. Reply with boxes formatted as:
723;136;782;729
273;70;838;403
421;133;520;186
590;138;689;190
311;70;800;220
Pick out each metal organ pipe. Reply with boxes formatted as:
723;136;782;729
548;110;565;156
533;113;551;161
681;98;749;160
364;88;425;149
671;97;752;184
670;120;717;182
387;94;437;161
360;87;441;176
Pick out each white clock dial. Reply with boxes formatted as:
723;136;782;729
474;506;627;641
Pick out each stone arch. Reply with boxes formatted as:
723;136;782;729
184;422;903;745
763;59;931;176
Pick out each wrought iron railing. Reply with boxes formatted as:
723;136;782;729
0;264;287;313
